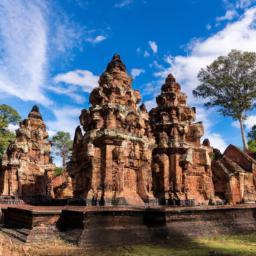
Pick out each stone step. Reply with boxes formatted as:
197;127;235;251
1;227;28;243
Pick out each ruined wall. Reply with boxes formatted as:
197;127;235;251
212;144;256;204
0;106;55;201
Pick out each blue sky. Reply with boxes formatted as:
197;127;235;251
1;0;256;155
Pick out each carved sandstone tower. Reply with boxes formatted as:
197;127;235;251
69;54;155;206
0;106;55;201
150;74;215;206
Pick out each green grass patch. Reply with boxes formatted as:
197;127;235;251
87;234;256;256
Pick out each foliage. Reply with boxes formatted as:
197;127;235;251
248;140;256;153
54;167;64;177
52;131;73;168
248;124;256;141
0;104;21;160
208;152;215;160
247;125;256;153
193;49;256;150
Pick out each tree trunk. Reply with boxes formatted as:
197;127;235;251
62;151;66;169
239;117;248;150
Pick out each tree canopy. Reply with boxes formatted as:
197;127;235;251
193;49;256;150
52;131;73;169
0;104;21;160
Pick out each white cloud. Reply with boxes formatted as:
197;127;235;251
235;0;256;9
148;40;158;54
7;123;19;133
154;7;256;103
46;106;81;138
0;0;90;106
0;0;51;105
206;24;212;30
87;35;107;44
144;50;150;57
232;115;256;129
131;68;145;78
54;70;99;92
114;0;133;8
144;99;156;110
196;107;227;152
216;9;237;22
153;7;256;150
47;85;85;104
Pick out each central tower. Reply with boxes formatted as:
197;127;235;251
70;55;155;206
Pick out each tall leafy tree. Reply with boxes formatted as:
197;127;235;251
193;50;256;150
0;104;21;159
52;131;73;169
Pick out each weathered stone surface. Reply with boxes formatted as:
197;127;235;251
0;106;55;201
69;54;155;206
149;74;215;206
212;144;256;204
58;205;256;247
52;171;73;199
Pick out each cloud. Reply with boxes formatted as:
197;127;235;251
114;0;133;8
148;40;158;54
152;7;256;150
154;7;256;103
232;115;256;130
47;85;85;104
0;0;51;105
206;24;212;30
7;123;19;133
46;106;81;138
87;35;107;44
216;9;237;22
54;70;99;92
235;0;256;9
144;50;150;57
0;1;90;106
131;68;145;78
196;107;227;152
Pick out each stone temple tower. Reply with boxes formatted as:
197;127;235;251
69;54;155;206
0;106;55;201
149;74;215;206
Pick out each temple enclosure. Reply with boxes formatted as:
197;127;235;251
0;55;256;251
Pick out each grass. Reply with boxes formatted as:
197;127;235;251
0;233;256;255
85;234;256;256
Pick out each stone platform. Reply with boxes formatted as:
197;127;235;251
1;204;256;247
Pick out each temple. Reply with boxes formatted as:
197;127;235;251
0;106;55;202
69;54;156;205
0;54;255;208
149;74;215;206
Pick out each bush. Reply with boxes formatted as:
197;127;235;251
54;167;64;177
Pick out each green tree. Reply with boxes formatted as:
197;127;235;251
193;50;256;150
247;125;256;153
0;104;21;159
52;131;73;168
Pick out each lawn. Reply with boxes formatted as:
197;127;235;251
87;234;256;256
0;233;256;255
